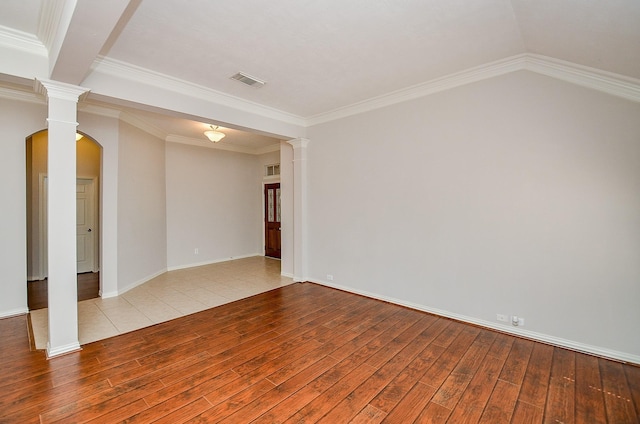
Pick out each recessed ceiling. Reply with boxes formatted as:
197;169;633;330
0;0;639;141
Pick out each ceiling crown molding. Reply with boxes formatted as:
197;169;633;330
119;111;167;140
0;84;44;104
78;103;122;119
307;54;640;126
91;57;307;128
37;0;67;52
306;55;527;126
165;134;269;155
523;54;640;104
0;25;47;56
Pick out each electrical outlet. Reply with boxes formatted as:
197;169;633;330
496;314;508;323
194;248;199;255
511;315;525;326
327;274;334;281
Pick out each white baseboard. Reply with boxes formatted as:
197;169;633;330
166;253;263;271
0;307;29;319
102;255;267;298
103;268;168;298
46;341;81;359
281;272;294;279
308;278;640;366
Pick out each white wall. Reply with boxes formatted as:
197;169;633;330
0;98;46;317
117;122;167;291
165;143;263;269
77;111;120;297
280;142;294;277
307;70;640;361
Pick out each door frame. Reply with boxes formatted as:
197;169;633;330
39;175;99;279
262;179;280;258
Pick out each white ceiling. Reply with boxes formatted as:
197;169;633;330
0;0;639;149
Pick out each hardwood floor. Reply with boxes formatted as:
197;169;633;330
27;272;100;310
2;282;639;423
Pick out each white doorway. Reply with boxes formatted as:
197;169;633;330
39;177;98;277
76;179;96;273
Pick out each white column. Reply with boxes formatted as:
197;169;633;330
35;79;89;358
287;138;310;282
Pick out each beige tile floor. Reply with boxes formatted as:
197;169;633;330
30;256;292;350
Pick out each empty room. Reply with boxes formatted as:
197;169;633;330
0;1;639;422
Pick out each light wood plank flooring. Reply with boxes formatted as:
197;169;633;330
1;282;639;423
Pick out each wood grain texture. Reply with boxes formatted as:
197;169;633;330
28;272;99;310
0;282;638;423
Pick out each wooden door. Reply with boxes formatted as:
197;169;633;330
76;179;95;273
264;183;281;258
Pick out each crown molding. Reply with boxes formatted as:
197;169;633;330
253;143;281;155
306;55;528;125
166;134;270;155
91;57;307;128
0;84;44;104
307;53;640;126
166;134;281;155
37;0;66;52
78;103;122;119
523;54;640;104
0;25;47;56
119;111;167;140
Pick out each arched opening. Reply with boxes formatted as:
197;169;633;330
26;129;102;310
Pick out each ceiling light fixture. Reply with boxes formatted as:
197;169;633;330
204;125;225;142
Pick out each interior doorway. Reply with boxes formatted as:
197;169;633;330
264;182;281;258
26;130;102;309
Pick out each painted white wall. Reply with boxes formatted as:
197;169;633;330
77;111;120;297
0;98;46;317
165;143;263;269
257;150;281;176
280;142;294;277
117;121;167;291
307;70;640;361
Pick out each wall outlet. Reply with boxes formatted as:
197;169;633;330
511;315;525;326
194;248;199;254
326;274;334;281
496;314;508;323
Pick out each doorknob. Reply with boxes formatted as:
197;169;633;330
87;228;92;232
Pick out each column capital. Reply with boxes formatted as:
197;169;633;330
34;79;90;103
287;138;310;150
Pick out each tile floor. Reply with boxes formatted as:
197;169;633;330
29;256;292;350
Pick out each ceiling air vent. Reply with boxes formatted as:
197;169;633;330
230;72;266;88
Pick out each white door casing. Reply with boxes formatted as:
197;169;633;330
76;179;95;273
39;177;97;277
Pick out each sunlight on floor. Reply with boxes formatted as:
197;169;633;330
30;256;291;349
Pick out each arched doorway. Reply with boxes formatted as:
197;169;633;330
26;129;102;310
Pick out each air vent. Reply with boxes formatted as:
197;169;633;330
230;72;266;88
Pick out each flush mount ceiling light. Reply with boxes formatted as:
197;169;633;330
204;125;225;142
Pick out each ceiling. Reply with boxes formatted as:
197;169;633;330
0;0;639;150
